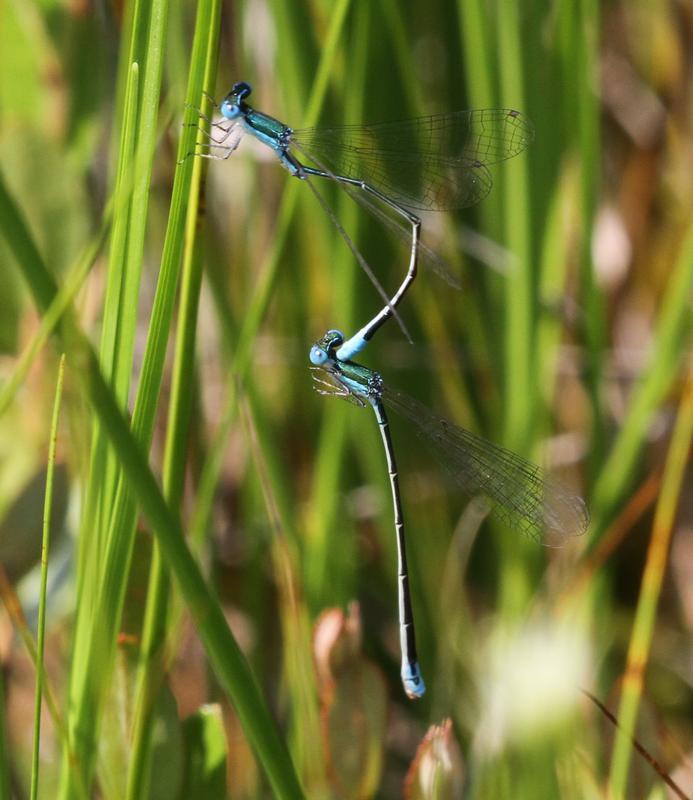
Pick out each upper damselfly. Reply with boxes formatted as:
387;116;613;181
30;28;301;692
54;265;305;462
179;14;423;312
185;82;533;356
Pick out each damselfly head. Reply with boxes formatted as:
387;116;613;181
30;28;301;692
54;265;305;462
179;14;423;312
309;329;345;366
220;81;252;121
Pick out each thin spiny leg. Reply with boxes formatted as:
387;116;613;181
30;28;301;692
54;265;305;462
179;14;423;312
183;104;224;127
201;89;219;108
178;141;236;164
182;121;235;145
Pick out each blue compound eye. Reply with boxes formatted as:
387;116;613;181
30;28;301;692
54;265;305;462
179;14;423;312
310;346;327;366
220;100;241;120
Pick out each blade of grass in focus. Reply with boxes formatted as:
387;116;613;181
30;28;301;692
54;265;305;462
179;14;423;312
0;164;306;800
125;1;222;793
494;0;538;619
58;45;144;793
0;2;305;796
60;60;140;795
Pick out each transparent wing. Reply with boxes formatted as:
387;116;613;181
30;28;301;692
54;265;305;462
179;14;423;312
381;384;589;543
339;181;462;288
291;109;533;211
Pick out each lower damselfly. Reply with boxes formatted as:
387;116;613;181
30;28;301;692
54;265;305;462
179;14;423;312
309;329;589;699
184;82;533;357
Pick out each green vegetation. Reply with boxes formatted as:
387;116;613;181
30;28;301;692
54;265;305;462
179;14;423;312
0;1;690;798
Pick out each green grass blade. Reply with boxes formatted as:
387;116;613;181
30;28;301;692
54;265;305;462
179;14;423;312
58;0;217;785
58;57;143;795
239;388;323;789
591;223;693;537
457;0;493;110
30;354;65;800
126;6;222;792
0;218;109;418
497;0;533;452
60;59;140;795
180;705;228;798
576;0;607;479
0;167;305;800
303;0;366;615
231;0;352;380
607;370;693;798
493;0;538;617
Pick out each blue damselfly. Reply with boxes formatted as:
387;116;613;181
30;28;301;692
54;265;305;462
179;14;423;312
309;330;589;699
186;82;533;356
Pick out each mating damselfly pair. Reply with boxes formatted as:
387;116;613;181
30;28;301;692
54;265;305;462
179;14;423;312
183;81;532;356
185;82;589;699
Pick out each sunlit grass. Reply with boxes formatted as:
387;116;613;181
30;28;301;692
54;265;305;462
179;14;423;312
0;0;691;798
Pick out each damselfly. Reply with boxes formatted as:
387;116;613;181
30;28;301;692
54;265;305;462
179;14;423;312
185;82;533;357
309;329;589;699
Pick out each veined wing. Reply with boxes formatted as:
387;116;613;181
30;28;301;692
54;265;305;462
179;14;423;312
339;180;462;288
291;109;533;211
381;383;589;543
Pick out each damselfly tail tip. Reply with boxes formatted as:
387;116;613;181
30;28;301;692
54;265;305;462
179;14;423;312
402;662;426;700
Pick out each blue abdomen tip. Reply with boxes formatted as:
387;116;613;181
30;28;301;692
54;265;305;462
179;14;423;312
402;662;426;699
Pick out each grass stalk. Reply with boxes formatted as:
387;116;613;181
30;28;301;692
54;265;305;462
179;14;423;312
125;9;221;792
496;0;532;452
240;388;323;790
494;0;536;617
0;219;109;418
590;224;693;539
576;0;606;478
0;171;306;798
29;354;65;800
59;58;140;796
186;0;352;584
303;0;366;615
607;367;693;798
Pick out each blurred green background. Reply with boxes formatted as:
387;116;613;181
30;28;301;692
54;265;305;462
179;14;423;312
0;0;691;798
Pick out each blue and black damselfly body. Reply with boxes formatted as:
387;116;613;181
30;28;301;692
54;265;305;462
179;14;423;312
186;82;533;355
309;330;589;699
